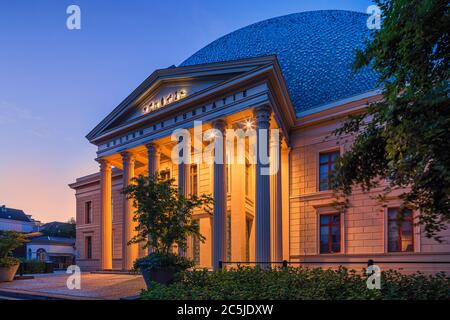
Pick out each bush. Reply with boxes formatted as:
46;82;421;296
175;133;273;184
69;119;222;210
0;231;27;268
20;260;46;274
134;252;194;272
140;266;450;300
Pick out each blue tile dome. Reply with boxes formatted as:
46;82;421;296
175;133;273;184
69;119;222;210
181;10;379;115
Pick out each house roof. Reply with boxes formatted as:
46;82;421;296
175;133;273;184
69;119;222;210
181;10;380;115
29;235;75;246
0;206;32;222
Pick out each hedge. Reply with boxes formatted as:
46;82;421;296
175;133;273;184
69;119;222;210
141;266;450;300
19;260;47;274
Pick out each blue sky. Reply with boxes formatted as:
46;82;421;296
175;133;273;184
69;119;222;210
0;0;373;222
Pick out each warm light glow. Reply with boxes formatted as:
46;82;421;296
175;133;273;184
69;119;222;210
245;120;253;129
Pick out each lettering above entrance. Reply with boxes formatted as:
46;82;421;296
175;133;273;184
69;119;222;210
142;89;188;114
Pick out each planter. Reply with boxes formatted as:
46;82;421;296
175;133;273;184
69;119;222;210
140;267;177;288
0;264;20;282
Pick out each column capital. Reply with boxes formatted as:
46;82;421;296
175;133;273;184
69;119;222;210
146;142;161;154
120;151;136;163
253;105;271;129
96;158;112;171
212;119;227;133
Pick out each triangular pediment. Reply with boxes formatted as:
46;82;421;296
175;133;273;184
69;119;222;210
106;75;237;130
86;57;277;142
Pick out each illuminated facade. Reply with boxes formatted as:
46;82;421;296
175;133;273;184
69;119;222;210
70;11;450;273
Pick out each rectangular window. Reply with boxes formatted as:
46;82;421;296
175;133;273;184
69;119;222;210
190;164;198;196
85;236;92;259
319;151;340;191
192;219;200;265
226;215;231;261
319;214;341;254
85;201;92;224
245;216;252;262
388;208;414;253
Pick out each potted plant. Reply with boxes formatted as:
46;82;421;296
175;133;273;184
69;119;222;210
0;231;27;282
124;174;213;287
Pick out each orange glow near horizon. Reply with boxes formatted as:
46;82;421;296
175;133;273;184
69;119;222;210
0;156;98;224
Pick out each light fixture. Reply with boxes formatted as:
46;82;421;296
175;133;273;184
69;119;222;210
244;120;254;129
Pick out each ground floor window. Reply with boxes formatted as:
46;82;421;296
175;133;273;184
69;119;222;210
319;213;341;254
388;208;414;252
85;236;92;259
192;219;200;265
36;248;47;262
245;216;252;262
226;215;231;261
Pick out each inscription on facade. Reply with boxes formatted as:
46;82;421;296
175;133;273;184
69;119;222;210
143;90;187;114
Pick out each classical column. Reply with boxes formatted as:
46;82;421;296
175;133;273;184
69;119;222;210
121;151;138;270
178;137;190;257
230;124;247;262
254;105;272;265
145;143;160;255
147;142;160;176
99;159;113;270
212;119;227;270
270;133;283;262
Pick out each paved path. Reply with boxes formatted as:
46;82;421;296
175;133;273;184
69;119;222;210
0;272;146;300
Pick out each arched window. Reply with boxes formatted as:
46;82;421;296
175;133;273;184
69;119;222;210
28;248;32;260
36;248;47;262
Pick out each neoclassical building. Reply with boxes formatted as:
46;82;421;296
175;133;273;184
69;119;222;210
70;10;450;272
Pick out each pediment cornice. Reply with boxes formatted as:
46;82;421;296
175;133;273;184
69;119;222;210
87;56;297;148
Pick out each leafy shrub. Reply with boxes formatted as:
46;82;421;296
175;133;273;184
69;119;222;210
19;260;46;274
134;252;194;272
0;231;27;268
140;266;450;300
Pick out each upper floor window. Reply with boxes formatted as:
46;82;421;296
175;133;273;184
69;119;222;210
190;164;198;196
85;201;92;224
245;162;251;197
319;213;341;254
388;208;414;253
319;151;340;191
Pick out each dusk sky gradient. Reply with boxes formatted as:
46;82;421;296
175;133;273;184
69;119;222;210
0;0;372;223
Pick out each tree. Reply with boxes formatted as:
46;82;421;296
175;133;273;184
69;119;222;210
0;231;27;267
333;0;449;239
123;174;213;255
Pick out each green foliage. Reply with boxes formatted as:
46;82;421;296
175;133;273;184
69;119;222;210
122;174;213;254
0;231;27;267
19;260;46;274
333;0;450;239
134;252;194;272
140;266;450;300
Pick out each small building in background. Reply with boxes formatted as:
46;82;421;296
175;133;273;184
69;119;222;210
0;205;40;232
26;235;75;270
1;205;76;270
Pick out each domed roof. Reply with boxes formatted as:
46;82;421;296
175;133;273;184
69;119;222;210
181;10;379;114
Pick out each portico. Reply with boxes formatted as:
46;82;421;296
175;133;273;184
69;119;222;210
95;105;290;271
72;56;295;271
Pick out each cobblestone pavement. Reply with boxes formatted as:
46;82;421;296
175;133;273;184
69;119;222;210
0;272;146;300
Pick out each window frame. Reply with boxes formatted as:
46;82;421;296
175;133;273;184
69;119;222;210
386;207;415;253
85;201;92;224
190;164;199;196
85;236;92;259
318;150;340;192
319;213;342;254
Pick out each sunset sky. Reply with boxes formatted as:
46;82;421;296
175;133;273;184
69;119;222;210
0;0;371;223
